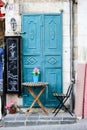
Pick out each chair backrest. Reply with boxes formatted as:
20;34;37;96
66;85;72;97
66;79;75;97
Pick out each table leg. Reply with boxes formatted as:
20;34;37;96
26;87;48;115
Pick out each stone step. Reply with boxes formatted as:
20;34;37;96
3;113;77;127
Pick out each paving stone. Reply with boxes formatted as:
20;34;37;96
27;116;39;120
39;116;52;120
26;121;37;126
16;117;26;120
4;115;16;121
63;117;76;120
46;121;60;125
51;116;62;120
36;121;48;125
60;120;76;124
4;121;25;127
16;114;27;120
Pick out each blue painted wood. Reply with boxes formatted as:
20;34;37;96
22;13;62;107
43;14;62;107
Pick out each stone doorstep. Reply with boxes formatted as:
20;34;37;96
4;119;77;127
3;113;77;127
2;109;77;127
3;115;76;120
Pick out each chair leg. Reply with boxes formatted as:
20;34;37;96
54;98;73;116
53;98;64;113
63;105;73;116
53;107;57;113
54;102;64;116
54;97;65;115
55;103;73;116
53;104;61;114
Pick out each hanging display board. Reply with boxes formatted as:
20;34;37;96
4;36;21;94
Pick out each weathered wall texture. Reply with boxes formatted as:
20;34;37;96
78;0;87;63
4;0;77;106
74;0;87;118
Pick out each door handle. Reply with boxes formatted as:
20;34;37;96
18;32;26;35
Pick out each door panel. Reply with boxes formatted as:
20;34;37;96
22;15;41;54
44;15;62;55
22;14;62;107
45;56;62;67
45;69;62;106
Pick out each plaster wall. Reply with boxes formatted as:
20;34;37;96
78;0;87;63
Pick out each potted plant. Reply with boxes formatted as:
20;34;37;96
32;68;40;83
6;99;17;114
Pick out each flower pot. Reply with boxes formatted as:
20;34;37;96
33;75;39;83
9;107;17;114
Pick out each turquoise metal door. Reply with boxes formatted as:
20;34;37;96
22;13;62;107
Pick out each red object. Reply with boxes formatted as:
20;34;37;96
0;0;4;7
0;0;5;17
0;8;5;17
